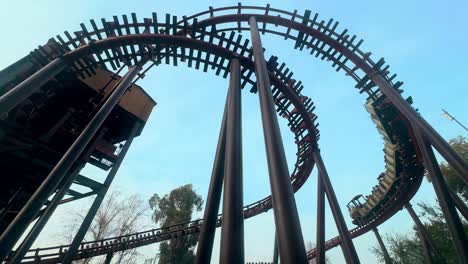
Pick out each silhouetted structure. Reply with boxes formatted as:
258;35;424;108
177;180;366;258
0;4;467;264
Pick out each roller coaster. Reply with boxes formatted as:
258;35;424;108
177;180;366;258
0;4;467;264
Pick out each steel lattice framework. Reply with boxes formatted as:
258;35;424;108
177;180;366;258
0;4;467;264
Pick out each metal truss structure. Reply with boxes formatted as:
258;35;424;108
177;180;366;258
0;4;467;264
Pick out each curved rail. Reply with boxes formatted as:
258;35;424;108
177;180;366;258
348;94;422;226
9;5;426;262
13;31;318;263
307;93;425;258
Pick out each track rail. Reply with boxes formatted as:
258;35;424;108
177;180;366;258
8;5;426;263
14;31;319;264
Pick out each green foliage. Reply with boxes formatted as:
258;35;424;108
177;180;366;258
418;201;468;264
371;233;423;264
371;136;468;263
149;184;203;264
439;136;468;200
371;201;468;264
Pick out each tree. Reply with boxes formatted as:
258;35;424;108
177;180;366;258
149;184;203;264
371;201;468;264
439;136;468;200
371;233;423;264
61;191;147;264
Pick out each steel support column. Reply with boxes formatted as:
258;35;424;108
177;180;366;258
0;58;68;115
312;150;360;264
249;16;308;264
0;63;144;262
62;121;141;264
8;130;106;264
405;203;435;264
371;75;468;184
413;128;468;263
372;228;392;264
420;231;434;264
273;232;279;264
104;253;113;264
316;174;326;264
219;58;244;263
448;187;468;221
195;94;228;263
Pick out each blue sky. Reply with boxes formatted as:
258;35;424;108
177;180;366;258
1;0;468;263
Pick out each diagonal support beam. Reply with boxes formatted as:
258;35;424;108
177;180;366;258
372;227;392;264
74;174;104;192
0;62;145;262
448;187;468;221
316;173;326;264
312;150;360;264
0;58;67;115
273;232;279;264
61;121;141;264
249;16;308;264
405;203;436;264
219;58;244;263
413;128;468;263
66;189;82;198
8;130;106;264
372;75;468;185
195;86;228;263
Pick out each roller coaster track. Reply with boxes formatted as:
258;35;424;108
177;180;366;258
8;5;426;263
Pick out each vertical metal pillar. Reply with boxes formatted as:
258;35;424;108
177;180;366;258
372;227;392;264
219;58;244;263
104;253;113;264
0;58;67;114
61;121;141;264
405;204;434;264
371;75;468;184
249;16;308;264
8;130;106;264
0;63;144;262
195;95;228;263
413;128;468;263
312;150;360;264
272;232;279;264
448;188;468;221
316;174;326;264
420;232;434;264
